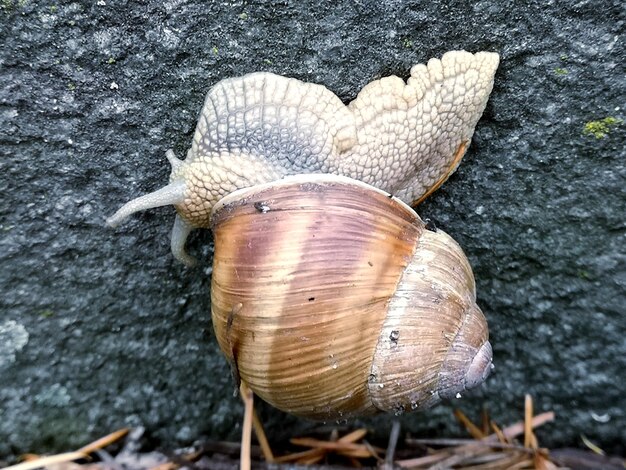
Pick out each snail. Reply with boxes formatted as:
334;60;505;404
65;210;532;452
107;50;499;419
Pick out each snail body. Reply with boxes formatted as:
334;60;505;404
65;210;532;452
107;50;499;266
107;50;499;418
210;174;491;420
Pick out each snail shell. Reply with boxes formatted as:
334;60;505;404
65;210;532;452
210;174;491;420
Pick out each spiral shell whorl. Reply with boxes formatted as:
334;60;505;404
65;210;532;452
368;228;491;413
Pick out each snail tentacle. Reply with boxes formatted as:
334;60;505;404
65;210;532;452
165;149;184;172
170;214;197;266
106;180;186;228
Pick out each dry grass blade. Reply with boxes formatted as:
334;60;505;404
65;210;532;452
534;451;560;470
274;429;380;465
397;409;555;469
458;451;529;469
335;448;376;459
454;409;485;439
407;439;537;453
4;396;567;470
395;451;454;468
148;448;203;470
382;421;401;469
481;408;490;436
239;382;254;470
273;447;325;464
4;428;130;470
494;411;554;443
274;428;370;464
581;434;606;455
506;457;540;470
362;440;383;462
289;438;379;457
428;441;500;469
298;456;324;465
524;394;536;449
149;462;179;470
490;421;508;444
252;408;274;462
337;429;368;443
77;428;129;454
2;451;88;470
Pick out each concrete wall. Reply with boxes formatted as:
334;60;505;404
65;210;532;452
1;0;624;458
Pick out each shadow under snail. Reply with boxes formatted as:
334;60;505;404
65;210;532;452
107;50;499;420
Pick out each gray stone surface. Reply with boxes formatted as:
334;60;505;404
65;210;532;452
1;0;624;460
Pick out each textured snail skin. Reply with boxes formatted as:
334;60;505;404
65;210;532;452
210;174;492;420
107;50;499;265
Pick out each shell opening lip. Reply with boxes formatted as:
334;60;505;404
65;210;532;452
210;173;416;220
464;341;493;390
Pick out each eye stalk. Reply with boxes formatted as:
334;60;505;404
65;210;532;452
106;179;187;229
106;151;198;266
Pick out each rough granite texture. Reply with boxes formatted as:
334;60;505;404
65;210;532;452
0;0;624;460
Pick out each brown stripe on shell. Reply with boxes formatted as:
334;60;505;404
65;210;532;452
368;228;489;413
210;175;422;420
